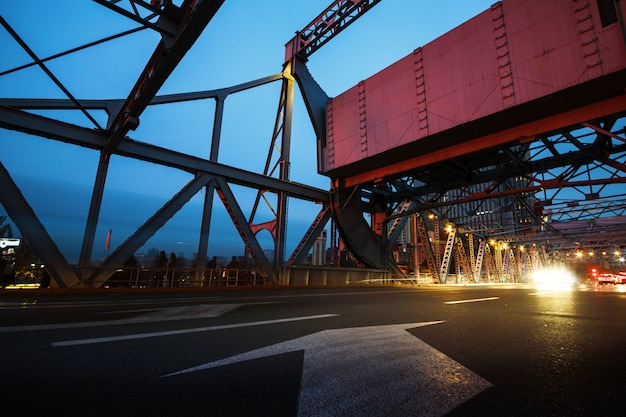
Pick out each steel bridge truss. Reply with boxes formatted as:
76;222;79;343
333;110;626;276
0;0;337;288
411;215;547;284
2;0;625;287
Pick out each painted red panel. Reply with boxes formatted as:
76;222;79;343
420;9;500;135
362;54;421;158
325;85;361;172
505;0;591;102
323;0;626;176
593;0;626;73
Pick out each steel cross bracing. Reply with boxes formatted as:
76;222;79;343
0;0;384;288
0;1;340;288
439;227;455;283
455;236;473;282
92;0;226;147
368;114;626;250
285;0;382;62
415;214;439;283
92;0;176;39
3;0;624;287
330;111;626;276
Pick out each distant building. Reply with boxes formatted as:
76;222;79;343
312;230;327;266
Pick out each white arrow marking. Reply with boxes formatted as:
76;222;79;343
163;321;492;416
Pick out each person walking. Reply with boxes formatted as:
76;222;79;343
154;250;167;287
168;252;177;286
207;256;218;285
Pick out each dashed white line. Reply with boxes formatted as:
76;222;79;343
444;296;499;304
51;314;338;347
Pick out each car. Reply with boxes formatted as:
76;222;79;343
598;273;616;285
615;272;626;284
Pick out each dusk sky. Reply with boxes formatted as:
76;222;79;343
0;0;494;264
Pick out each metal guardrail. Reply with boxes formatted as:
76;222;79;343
6;264;523;289
97;267;267;288
281;266;394;286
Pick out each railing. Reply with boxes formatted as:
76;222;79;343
98;265;397;288
7;264;519;289
2;264;537;290
281;265;393;286
88;266;268;288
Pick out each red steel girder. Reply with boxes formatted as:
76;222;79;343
285;0;382;62
338;95;626;188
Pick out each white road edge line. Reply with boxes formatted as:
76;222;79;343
444;297;499;305
51;314;338;347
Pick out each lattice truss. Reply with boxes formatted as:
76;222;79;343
0;0;336;287
367;113;626;253
1;0;625;287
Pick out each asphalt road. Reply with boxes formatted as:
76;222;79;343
1;284;625;416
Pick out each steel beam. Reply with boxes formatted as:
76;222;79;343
100;0;226;148
338;96;626;188
284;205;333;267
79;151;112;268
88;172;213;287
0;106;328;203
0;162;80;288
0;16;102;130
285;0;382;61
215;178;277;284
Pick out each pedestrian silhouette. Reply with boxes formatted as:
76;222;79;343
154;250;167;287
227;256;239;269
168;252;178;284
206;256;218;285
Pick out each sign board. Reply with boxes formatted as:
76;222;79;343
0;238;20;249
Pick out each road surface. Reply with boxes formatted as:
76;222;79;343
1;284;624;416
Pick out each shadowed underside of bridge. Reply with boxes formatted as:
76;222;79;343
1;0;625;288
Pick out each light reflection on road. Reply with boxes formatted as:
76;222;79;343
592;283;626;293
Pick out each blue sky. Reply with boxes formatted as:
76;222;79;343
0;0;494;263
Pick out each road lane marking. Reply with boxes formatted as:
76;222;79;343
163;321;492;416
0;296;225;310
444;297;499;304
1;304;247;332
51;314;338;347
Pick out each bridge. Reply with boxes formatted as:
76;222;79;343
1;0;625;288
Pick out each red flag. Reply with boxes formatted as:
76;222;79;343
105;229;111;253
